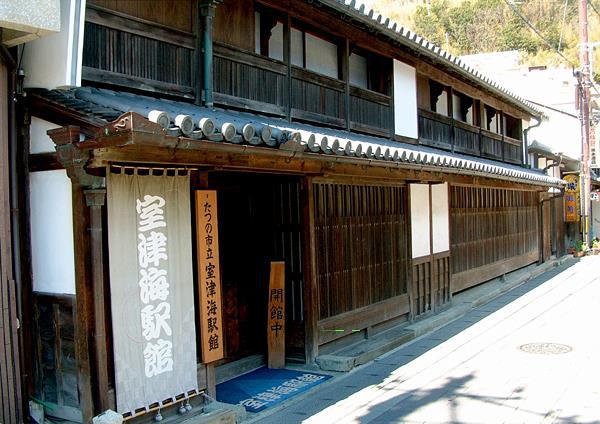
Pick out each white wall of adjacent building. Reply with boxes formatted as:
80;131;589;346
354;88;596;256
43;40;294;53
21;0;86;89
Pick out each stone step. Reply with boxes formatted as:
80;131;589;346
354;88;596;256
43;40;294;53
316;326;415;372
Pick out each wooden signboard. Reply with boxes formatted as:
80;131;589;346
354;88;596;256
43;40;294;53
267;262;285;369
564;174;579;222
196;190;224;363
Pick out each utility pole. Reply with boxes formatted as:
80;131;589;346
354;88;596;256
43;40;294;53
578;0;592;245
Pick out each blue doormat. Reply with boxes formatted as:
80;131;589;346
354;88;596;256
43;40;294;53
216;367;332;412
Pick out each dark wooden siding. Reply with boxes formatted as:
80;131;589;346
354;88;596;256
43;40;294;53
411;253;450;317
87;0;193;32
213;45;287;111
313;183;410;320
450;186;539;292
1;57;23;424
83;21;193;88
33;294;82;422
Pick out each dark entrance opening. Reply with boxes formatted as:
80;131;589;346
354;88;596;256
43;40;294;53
206;172;305;372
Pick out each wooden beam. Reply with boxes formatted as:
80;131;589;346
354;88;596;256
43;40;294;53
28;152;62;172
88;143;550;192
317;294;410;345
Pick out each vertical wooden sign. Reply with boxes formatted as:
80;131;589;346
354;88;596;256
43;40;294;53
564;174;579;222
196;190;224;363
267;262;285;369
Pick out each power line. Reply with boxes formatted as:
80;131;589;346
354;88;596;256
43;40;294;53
559;0;569;52
502;0;578;68
589;0;600;19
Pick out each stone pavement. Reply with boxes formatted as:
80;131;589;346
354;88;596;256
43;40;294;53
249;256;600;424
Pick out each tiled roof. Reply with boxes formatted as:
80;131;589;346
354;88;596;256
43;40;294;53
326;0;543;117
30;87;562;187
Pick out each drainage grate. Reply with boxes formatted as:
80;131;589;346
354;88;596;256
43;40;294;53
519;343;572;355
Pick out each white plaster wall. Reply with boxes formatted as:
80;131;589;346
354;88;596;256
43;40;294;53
21;0;86;89
410;184;430;258
305;33;338;79
393;59;418;140
30;117;59;154
431;183;450;253
30;170;76;294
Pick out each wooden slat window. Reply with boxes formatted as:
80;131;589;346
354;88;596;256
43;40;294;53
450;186;539;275
314;183;410;320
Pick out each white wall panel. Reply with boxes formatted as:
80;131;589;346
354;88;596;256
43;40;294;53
410;184;430;258
22;0;86;88
432;183;450;253
30;117;58;154
30;170;76;294
393;59;418;139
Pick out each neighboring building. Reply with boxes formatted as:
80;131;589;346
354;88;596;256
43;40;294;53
462;51;585;254
19;1;561;422
0;0;60;422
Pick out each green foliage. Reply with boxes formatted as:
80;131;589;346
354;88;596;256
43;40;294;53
576;240;589;252
370;0;593;68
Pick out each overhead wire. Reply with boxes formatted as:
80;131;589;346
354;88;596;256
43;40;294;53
558;0;569;52
502;0;577;68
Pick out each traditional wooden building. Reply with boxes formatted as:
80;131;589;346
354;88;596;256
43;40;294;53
20;0;562;422
1;1;62;421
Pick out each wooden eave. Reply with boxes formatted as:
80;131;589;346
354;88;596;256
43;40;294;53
75;112;554;192
28;91;107;137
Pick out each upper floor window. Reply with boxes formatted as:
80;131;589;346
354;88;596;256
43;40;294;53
349;49;391;95
484;105;501;134
254;11;284;61
291;25;339;79
452;91;474;125
430;80;449;116
504;114;522;140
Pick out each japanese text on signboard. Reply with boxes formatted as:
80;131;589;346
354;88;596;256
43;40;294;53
136;195;173;377
196;191;224;363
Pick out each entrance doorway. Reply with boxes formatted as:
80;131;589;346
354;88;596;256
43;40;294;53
205;172;305;370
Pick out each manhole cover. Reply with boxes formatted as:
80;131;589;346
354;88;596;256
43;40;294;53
519;343;572;355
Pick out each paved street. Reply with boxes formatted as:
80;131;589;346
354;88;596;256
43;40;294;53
252;256;600;424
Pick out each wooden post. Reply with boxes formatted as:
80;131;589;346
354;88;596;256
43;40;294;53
342;39;350;131
47;126;104;421
267;261;285;369
84;188;110;413
302;178;319;363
